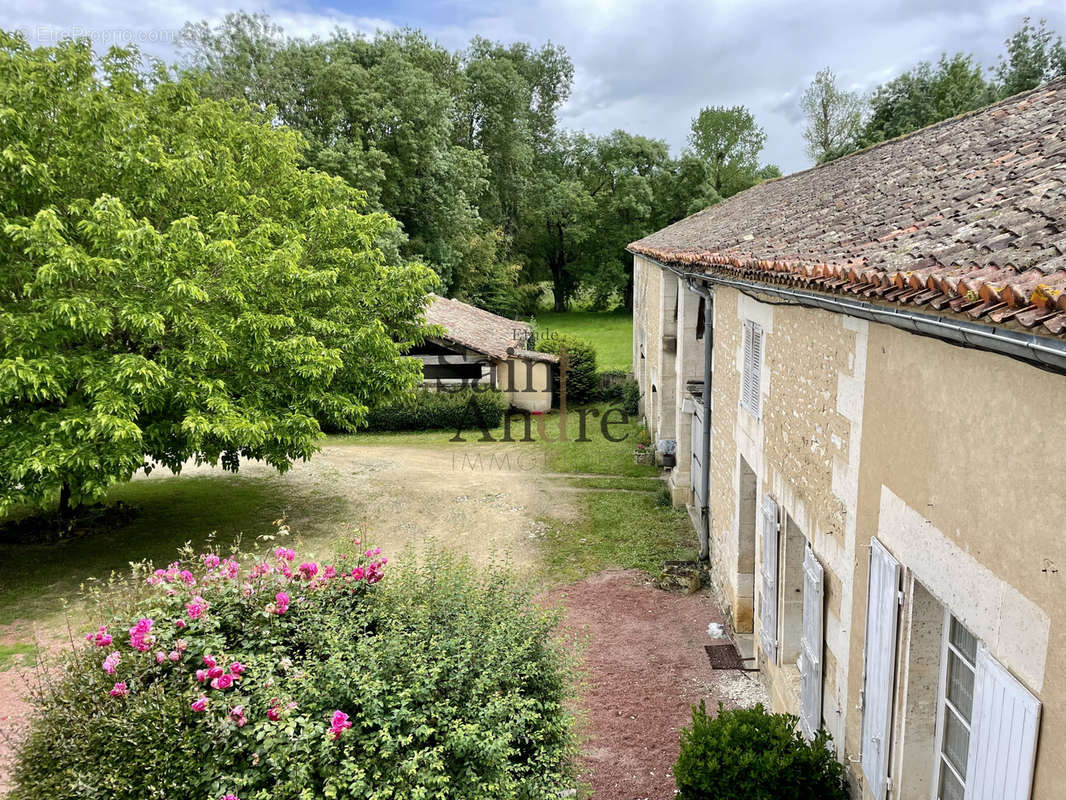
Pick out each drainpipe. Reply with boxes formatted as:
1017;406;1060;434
689;281;713;564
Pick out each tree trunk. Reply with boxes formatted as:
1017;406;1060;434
58;482;72;517
550;260;569;312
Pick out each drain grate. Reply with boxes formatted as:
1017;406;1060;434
704;643;757;671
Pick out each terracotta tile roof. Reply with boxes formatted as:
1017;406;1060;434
424;295;558;362
629;79;1066;338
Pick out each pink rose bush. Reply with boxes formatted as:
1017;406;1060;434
14;540;575;800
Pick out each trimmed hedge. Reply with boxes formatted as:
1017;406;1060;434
364;388;505;432
675;702;849;800
534;333;598;405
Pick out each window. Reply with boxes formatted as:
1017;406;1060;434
741;320;763;418
936;617;977;800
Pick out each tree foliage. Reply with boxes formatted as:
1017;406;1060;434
996;17;1066;97
859;54;991;146
0;33;436;514
801;68;864;163
687;106;769;198
848;18;1066;157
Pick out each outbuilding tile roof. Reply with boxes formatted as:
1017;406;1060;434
424;295;557;362
629;79;1066;337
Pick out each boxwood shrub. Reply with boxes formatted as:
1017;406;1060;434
534;333;597;405
675;702;849;800
11;539;576;800
364;388;505;432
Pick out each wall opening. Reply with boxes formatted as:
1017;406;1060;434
779;513;806;665
897;578;944;800
736;458;757;633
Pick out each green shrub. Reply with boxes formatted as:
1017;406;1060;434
364;388;505;432
12;540;576;800
595;371;628;403
534;333;598;405
675;702;849;800
620;379;639;416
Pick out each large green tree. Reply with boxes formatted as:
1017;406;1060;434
801;68;864;164
859;53;992;146
0;34;435;515
686;106;768;198
179;15;492;296
995;16;1066;97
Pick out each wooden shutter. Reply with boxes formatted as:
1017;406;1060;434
799;543;824;739
964;647;1041;800
758;494;779;662
861;539;900;800
741;321;763;418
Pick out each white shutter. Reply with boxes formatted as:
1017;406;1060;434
758;495;779;663
963;647;1041;800
799;543;824;739
861;539;900;800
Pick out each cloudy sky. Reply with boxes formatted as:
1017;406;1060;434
5;0;1066;173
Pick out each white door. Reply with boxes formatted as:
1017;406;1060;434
963;646;1041;800
758;495;779;663
799;543;824;740
861;539;900;800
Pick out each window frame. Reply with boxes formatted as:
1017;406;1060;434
932;613;977;800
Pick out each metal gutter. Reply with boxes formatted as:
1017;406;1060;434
632;251;1066;375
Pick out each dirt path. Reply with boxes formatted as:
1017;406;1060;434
550;570;769;799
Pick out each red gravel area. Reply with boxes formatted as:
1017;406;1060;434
548;569;768;800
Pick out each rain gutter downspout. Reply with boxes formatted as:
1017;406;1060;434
632;252;1066;375
688;280;713;564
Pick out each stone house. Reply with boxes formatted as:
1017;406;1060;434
630;80;1066;799
413;294;555;411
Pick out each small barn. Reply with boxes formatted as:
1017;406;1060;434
411;295;556;412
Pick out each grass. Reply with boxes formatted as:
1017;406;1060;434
0;406;687;626
0;642;36;671
0;471;349;625
529;310;633;372
539;491;696;585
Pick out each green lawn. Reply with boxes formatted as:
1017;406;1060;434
529;311;633;372
1;406;691;628
0;470;348;626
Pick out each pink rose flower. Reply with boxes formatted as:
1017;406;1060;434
185;597;208;620
229;705;248;727
191;696;209;712
86;626;113;647
327;710;352;739
109;682;129;697
202;654;217;668
102;652;120;675
176;619;187;629
229;661;246;677
195;669;208;683
128;618;155;651
169;650;180;662
214;673;234;690
155;652;166;664
273;547;295;562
